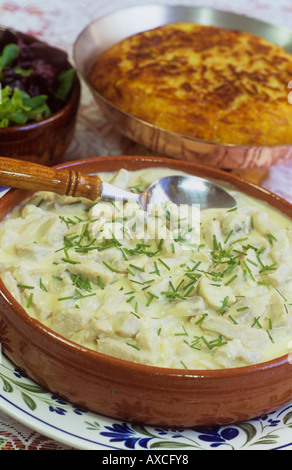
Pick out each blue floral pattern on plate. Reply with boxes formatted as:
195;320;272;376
1;354;292;450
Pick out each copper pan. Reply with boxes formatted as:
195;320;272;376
73;5;292;169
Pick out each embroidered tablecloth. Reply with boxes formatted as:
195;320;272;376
0;0;292;450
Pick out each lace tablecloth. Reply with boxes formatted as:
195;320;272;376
0;0;292;450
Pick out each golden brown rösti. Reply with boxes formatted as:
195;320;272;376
89;23;292;146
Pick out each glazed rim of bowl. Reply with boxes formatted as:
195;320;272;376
0;155;292;389
0;74;81;133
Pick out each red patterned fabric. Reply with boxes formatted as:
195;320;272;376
0;411;72;450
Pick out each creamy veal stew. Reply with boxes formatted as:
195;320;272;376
1;168;292;370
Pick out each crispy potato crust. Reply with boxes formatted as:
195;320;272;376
89;23;292;146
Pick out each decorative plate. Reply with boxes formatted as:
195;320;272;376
1;354;292;450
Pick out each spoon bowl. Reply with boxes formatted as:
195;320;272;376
141;175;236;210
0;157;236;210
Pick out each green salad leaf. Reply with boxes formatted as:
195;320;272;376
56;68;75;101
0;86;51;128
0;35;75;128
0;43;20;68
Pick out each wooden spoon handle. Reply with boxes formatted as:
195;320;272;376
0;157;102;200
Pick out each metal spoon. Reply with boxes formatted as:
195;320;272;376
0;157;236;210
101;175;236;210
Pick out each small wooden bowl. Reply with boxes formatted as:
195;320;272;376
0;75;80;166
0;155;292;428
0;27;81;166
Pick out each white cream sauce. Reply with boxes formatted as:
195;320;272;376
0;167;292;370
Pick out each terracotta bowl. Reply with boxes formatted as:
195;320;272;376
0;155;292;428
0;30;81;166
